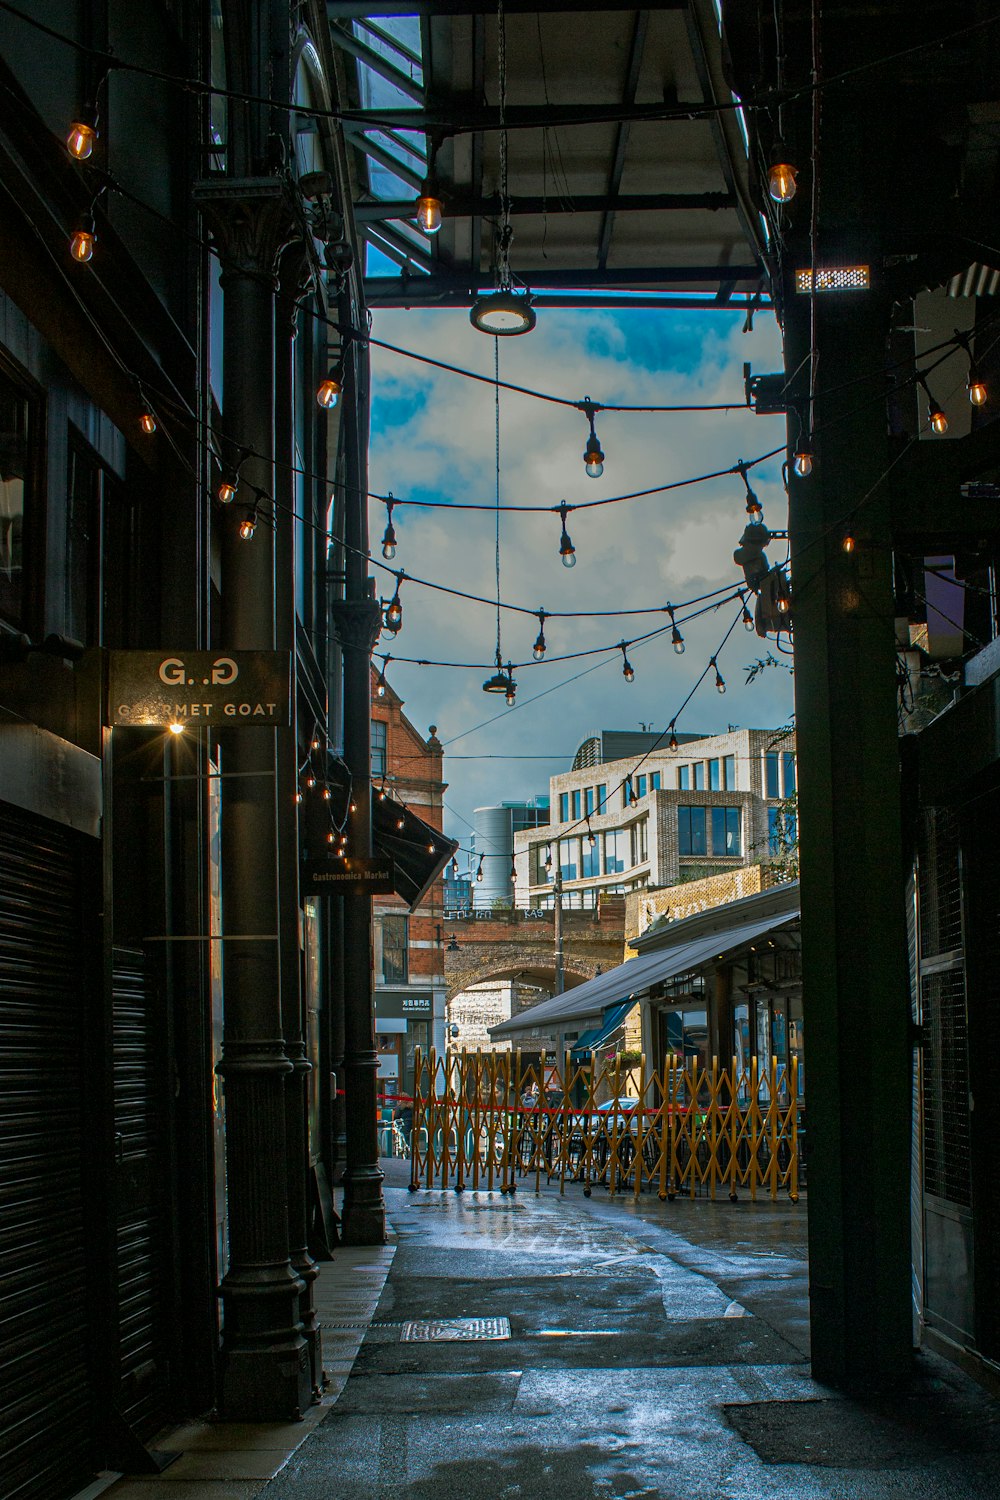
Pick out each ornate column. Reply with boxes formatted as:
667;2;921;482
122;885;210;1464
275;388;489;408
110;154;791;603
196;179;312;1419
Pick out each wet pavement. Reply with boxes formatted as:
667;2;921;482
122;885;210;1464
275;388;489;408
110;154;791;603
264;1161;1000;1499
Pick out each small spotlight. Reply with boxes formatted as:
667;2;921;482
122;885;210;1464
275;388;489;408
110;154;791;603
168;722;185;735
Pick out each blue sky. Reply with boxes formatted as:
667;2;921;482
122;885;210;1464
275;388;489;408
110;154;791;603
367;303;794;860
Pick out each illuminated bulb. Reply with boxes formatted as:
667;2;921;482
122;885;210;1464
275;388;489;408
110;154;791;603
587;824;596;848
969;377;987;407
672;628;685;656
777;594;790;615
476;858;484;883
350;801;357;813
584;431;604;479
385;592;403;628
140;412;156;435
793;448;813;477
376;668;387;698
295;792;303;803
559;529;576;567
311;739;320;750
322;788;331;800
416;190;443;235
397;816;405;830
620;645;635;683
327;832;335;844
930;406;948;435
715;669;726;695
669;730;678;752
70;217;95;262
768;150;798;203
427;841;435;854
238;511;257;541
532;627;546;661
67;119;96;160
381;520;397;560
742;603;755;632
306;777;316;789
505;680;516;707
316;371;342;409
218;475;238;504
842;532;855;554
168;722;185;735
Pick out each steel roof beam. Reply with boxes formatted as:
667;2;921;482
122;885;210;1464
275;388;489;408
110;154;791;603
364;285;772;312
342;101;720;132
329;25;426;105
597;8;650;271
330;3;685;17
346;131;426;191
355;191;733;221
363;264;762;295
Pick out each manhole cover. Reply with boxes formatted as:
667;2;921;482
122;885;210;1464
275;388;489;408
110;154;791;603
400;1317;511;1342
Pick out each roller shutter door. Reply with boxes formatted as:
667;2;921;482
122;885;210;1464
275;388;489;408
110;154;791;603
0;804;95;1500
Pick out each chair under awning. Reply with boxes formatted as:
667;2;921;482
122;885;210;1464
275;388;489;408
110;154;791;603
570;999;636;1062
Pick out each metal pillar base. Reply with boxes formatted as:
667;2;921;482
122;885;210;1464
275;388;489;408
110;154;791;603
218;1262;311;1421
341;1163;387;1245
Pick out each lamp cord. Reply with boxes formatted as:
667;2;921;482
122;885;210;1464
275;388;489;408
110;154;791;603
497;0;513;289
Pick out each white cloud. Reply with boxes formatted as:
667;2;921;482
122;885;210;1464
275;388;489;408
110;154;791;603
366;305;795;847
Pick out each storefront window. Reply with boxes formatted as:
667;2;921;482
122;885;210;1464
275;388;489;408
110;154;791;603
375;913;408;983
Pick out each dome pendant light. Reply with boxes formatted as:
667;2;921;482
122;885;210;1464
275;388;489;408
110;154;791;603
483;648;510;696
470;287;536;337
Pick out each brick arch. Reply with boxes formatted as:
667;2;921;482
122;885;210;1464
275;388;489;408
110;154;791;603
441;912;624;1004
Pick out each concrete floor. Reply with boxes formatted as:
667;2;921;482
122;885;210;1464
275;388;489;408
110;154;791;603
258;1161;1000;1500
102;1164;1000;1500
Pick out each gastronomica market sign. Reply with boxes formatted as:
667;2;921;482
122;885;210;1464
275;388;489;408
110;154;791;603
108;651;291;728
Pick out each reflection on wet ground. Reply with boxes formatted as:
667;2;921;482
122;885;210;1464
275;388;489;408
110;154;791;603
264;1160;1000;1500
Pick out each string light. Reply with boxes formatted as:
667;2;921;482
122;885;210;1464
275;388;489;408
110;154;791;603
793;444;814;477
139;410;157;435
544;844;553;870
504;664;517;706
668;725;679;752
557;502;576;568
969;372;988;407
316;364;343;409
375;659;389;697
384;576;404;631
742;600;755;632
322;787;331;801
581;402;604;478
295;791;303;803
918;375;948;434
738;461;763;522
381;496;397;559
67;112;97;160
476;855;484;883
667;605;685;655
586;818;596;847
510;855;517;885
217;453;245;504
306;776;316;788
69;214;95;262
238;509;257;541
532;610;547;660
842;531;856;554
767;144;798;202
620;643;635;682
415;176;443;235
711;657;726;694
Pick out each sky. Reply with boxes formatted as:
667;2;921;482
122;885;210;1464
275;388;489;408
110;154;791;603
366;302;795;860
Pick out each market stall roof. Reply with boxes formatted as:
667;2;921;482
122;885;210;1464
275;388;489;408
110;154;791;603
490;904;799;1038
330;2;769;313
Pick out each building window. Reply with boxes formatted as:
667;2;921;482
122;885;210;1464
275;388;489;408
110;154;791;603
678;765;690;791
559;837;578;881
585;786;594;816
559;792;569;822
765;752;780;799
769;806;798;853
371;719;387;777
631;817;648;865
636;774;647;798
711;806;741;856
708;758;721;791
604;828;627;874
650;772;661;791
693;762;706;791
580;835;601;878
375;913;408;984
724;755;736;790
532;845;552;884
571;788;581;820
596;783;607;811
782;751;796;796
622;779;633;807
678;806;707;856
0;369;34;628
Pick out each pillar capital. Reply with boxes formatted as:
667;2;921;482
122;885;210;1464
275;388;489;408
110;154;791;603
194;177;300;284
330;597;384;656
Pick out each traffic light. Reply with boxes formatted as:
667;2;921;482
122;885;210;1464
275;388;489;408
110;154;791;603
733;521;772;589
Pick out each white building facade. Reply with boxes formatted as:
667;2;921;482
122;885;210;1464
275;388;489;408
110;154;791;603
513;728;796;910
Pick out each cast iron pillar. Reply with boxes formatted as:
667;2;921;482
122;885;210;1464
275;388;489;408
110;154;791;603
784;269;913;1386
203;182;311;1419
330;322;386;1246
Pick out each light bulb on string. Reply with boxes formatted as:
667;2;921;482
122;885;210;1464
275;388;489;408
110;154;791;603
532;609;547;661
294;791;303;804
396;814;405;830
475;856;484;883
238;509;258;541
504;664;517;707
742;599;755;632
375;659;389;698
738;462;763;523
668;726;679;752
969;370;987;407
327;831;336;844
793;445;814;477
712;657;726;694
767;143;798;203
581;402;604;478
667;605;685;655
69;214;96;262
316;364;343;409
842;530;856;554
918;375;948;434
67;113;98;159
620;643;635;683
322;787;331;801
510;856;517;886
557;502;576;567
586;818;596;848
415;176;443;235
381;496;397;560
140;411;157;435
384;575;404;632
544;844;553;871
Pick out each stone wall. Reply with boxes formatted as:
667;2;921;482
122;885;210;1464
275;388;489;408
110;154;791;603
624;864;773;955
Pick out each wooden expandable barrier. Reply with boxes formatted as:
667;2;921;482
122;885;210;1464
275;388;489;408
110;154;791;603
406;1049;800;1203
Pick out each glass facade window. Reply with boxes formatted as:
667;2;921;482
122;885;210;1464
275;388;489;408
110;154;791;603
636;774;647;798
559;792;569;822
650;772;661;790
768;806;797;852
532;845;552;883
371;719;387;777
765;752;780;798
678;765;690;791
693;762;706;790
596;783;607;811
724;755;736;790
678;806;707;856
584;786;594;816
375;913;408;984
708;758;721;791
782;751;796;795
559;837;578;881
580;836;601;878
604;829;627;874
623;780;634;807
571;789;581;820
630;818;648;865
711;805;741;855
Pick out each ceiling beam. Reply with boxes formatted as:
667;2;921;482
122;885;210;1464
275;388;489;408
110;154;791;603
354;191;734;222
329;3;685;18
597;8;650;271
343;101;718;133
364;284;773;313
328;25;426;104
362;264;764;298
348;133;425;191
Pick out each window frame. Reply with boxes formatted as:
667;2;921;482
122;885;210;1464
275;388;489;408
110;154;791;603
0;353;45;637
371;717;387;777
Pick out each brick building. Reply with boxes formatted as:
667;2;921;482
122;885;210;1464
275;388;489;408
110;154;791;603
371;670;448;1099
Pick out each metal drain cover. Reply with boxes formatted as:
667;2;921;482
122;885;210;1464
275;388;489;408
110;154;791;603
400;1317;511;1342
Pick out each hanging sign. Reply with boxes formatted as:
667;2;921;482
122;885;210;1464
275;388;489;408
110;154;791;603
302;855;396;896
108;651;291;728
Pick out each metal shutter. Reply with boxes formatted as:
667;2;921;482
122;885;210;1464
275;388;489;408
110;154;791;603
0;805;95;1500
112;949;172;1440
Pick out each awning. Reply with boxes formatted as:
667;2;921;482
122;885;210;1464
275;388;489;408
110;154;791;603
491;906;799;1040
570;1000;635;1062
